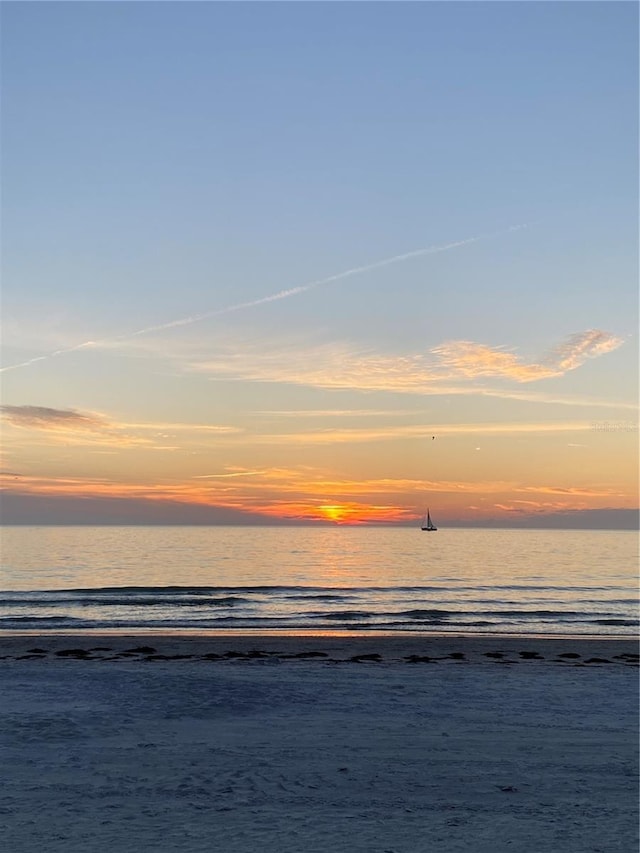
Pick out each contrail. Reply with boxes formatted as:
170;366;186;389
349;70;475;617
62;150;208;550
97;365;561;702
0;340;98;373
127;233;484;338
1;225;526;373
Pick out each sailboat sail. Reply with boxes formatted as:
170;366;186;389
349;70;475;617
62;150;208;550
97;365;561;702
421;509;437;531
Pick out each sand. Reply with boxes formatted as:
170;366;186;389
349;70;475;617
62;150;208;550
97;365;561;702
1;633;638;853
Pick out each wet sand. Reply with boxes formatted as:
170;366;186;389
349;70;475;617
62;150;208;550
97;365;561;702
1;631;638;665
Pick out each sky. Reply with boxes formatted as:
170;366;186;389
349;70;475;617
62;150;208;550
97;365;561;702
1;1;638;528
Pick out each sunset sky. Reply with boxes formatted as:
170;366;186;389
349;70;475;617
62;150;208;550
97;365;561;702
1;1;638;527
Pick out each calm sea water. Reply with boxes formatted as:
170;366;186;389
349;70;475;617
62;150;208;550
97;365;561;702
0;526;637;636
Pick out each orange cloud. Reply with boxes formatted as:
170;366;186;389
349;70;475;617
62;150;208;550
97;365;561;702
431;329;623;383
492;499;595;514
431;342;550;381
0;405;151;449
0;473;416;524
3;465;635;526
183;328;623;392
518;485;626;497
549;329;624;372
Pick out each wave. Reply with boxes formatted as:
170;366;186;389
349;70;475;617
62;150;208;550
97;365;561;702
310;611;373;621
0;615;82;623
0;582;636;636
398;609;452;620
4;582;635;596
0;607;638;634
0;595;249;608
284;594;352;601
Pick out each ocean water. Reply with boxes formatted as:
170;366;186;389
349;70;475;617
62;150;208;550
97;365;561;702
0;526;637;636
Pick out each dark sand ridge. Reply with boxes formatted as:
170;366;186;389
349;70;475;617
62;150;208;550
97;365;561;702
1;632;638;665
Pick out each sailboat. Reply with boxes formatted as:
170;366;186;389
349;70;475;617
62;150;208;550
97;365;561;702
421;509;437;531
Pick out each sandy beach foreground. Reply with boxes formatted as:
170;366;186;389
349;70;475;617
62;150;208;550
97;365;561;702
2;634;638;853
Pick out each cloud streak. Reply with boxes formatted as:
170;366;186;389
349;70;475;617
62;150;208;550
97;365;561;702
192;469;268;480
0;226;524;373
0;405;108;431
0;405;241;450
221;421;597;447
186;329;624;393
431;330;624;382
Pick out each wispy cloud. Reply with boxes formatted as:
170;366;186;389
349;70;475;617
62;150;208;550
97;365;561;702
0;405;107;431
548;329;624;372
184;329;625;396
121;422;241;435
108;328;635;408
257;395;636;414
471;389;637;411
0;402;623;457
492;500;580;514
432;342;551;382
239;421;595;446
190;341;434;391
192;468;268;480
253;409;422;418
0;405;241;449
518;484;625;497
431;329;624;383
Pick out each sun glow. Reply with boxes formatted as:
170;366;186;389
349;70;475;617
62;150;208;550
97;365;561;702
313;503;408;524
318;504;353;524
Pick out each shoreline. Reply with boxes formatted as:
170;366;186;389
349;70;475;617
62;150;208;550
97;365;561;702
1;627;637;638
2;631;637;665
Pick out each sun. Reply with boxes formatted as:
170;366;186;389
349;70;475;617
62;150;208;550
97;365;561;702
318;504;351;524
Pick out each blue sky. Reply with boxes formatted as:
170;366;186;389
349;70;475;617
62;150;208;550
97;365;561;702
1;1;638;526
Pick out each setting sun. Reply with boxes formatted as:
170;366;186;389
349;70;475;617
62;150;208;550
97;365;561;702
318;505;352;524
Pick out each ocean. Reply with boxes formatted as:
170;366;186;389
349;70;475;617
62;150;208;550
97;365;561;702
0;526;637;636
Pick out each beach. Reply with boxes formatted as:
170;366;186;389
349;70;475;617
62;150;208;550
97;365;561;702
2;633;638;853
